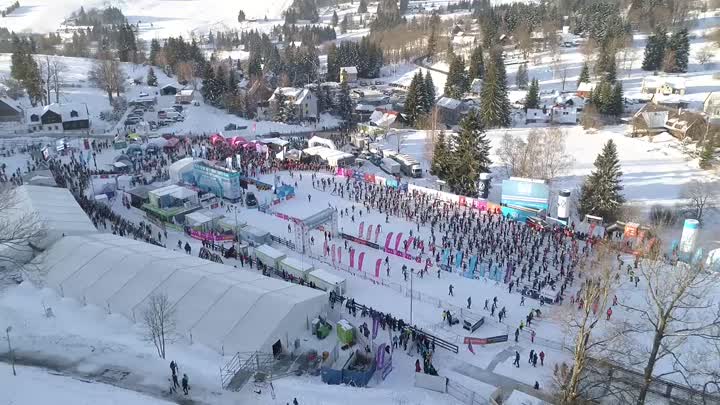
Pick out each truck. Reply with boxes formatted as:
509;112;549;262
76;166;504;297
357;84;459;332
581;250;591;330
392;154;422;178
380;157;401;175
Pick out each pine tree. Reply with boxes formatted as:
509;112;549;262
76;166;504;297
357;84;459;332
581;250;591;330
468;45;484;80
642;27;666;71
331;11;339;27
443;56;468;99
338;80;353;122
578;139;625;222
605;53;617;82
608;82;623;117
577;62;590;86
479;50;511;127
340;15;349;34
426;24;438;59
201;64;217;104
430;130;449;177
273;89;288;122
699;139;715;169
665;28;689;73
424;71;436;110
515;63;528;89
149;38;161;65
358;0;368;13
446;110;492;196
405;72;420;125
147;67;158;86
524;78;539;110
238;10;246;22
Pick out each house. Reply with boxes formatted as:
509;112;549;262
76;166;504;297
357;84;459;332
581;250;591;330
175;89;196;104
550;105;579;124
576;82;597;98
664;113;707;141
354;104;376;122
525;108;549;124
340;66;358;84
704;92;720;122
26;103;90;133
369;109;407;129
268;87;318;121
650;93;690;110
555;94;585;112
160;82;182;96
0;97;23;121
436;97;464;125
641;76;686;96
632;104;670;136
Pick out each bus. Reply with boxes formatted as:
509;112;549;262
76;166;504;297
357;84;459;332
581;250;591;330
392;154;422;178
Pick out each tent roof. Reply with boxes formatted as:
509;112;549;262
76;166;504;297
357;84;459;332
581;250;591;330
38;234;326;354
10;185;97;249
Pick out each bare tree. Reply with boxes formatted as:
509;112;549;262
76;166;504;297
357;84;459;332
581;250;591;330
142;293;176;360
553;244;626;404
50;58;67;104
89;59;124;103
0;185;46;279
496;128;574;181
682;180;716;222
618;256;720;405
695;46;714;67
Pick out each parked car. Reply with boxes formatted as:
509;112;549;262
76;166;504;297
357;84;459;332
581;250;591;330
224;123;238;131
245;192;258;207
172;105;183;113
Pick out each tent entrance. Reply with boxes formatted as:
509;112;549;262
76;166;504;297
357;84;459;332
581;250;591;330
272;340;282;357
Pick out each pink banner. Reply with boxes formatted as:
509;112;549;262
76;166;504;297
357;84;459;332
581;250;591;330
332;244;336;264
394;233;404;252
367;224;373;240
406;237;414;252
359;221;365;237
350;249;355;268
375;258;381;278
338;248;342;264
359;252;366;272
375;224;381;243
384;232;394;254
189;230;234;242
324;240;328;256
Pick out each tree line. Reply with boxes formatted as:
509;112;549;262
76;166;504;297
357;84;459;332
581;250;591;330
326;37;384;82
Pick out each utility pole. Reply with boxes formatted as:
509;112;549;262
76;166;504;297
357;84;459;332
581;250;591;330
410;270;414;326
6;326;15;376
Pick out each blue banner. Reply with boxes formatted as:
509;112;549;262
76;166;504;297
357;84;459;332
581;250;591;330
455;251;463;270
441;249;451;266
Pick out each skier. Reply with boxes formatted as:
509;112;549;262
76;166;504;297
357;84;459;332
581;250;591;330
484;299;489;310
531;330;536;343
293;398;299;405
513;351;520;368
529;349;535;364
172;373;180;392
514;328;520;342
520;296;525;306
448;284;454;296
467;296;472;309
307;194;311;203
606;307;613;320
532;352;538;367
170;360;177;376
181;373;189;395
415;359;422;373
539;351;545;366
534;381;540;390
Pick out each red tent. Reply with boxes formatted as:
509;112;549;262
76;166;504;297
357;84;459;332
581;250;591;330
230;136;248;148
164;137;180;150
210;134;225;145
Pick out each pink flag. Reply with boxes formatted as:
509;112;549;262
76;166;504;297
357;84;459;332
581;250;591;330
406;237;414;252
394;233;404;252
338;248;342;264
384;232;394;253
375;258;381;278
359;252;366;271
374;225;381;243
331;244;336;264
324;240;328;256
350;249;355;268
359;221;365;237
367;224;373;240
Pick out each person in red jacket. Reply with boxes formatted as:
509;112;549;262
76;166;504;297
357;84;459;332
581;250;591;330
606;307;613;320
415;359;422;373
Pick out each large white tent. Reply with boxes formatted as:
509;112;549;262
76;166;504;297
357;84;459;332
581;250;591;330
39;233;328;355
7;185;97;250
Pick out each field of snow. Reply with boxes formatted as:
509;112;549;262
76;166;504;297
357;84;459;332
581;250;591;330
0;0;292;41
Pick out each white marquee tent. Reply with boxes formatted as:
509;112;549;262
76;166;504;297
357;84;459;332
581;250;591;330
39;233;328;355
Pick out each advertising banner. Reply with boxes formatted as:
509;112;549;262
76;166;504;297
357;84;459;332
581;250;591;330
358;252;365;272
463;335;509;345
367;224;373;240
375;258;381;277
359;221;365;237
350;249;355;268
385;232;394;254
375;225;381;243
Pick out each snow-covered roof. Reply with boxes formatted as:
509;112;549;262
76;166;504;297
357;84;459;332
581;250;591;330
309;268;345;285
638;110;669;129
643;76;686;90
0;97;23;113
652;94;690;105
341;66;358;74
369;110;399;127
437;97;462;110
270;87;304;100
178;89;195;96
185;210;223;226
26;103;89;122
9;185;97;250
576;82;597;93
526;108;547;116
255;244;286;260
149;184;197;200
355;104;376;112
38;234;326;355
161;82;182;90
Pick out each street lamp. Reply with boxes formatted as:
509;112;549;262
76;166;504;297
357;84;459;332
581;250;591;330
6;326;15;376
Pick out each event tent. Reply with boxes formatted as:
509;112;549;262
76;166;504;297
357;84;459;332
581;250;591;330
10;185;97;249
39;234;327;355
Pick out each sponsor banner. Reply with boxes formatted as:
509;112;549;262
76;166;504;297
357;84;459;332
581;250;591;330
189;229;234;242
341;233;380;250
463;335;509;345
